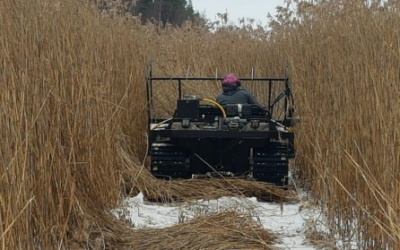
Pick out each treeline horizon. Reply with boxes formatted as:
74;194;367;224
96;0;206;26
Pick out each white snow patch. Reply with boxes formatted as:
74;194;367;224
113;192;322;249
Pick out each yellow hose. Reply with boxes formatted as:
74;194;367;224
201;98;226;118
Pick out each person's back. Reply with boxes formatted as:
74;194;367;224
216;74;259;106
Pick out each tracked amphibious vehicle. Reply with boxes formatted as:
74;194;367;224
146;64;296;186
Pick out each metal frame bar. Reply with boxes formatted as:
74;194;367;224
146;64;153;127
268;80;273;114
178;79;182;99
284;61;290;116
145;74;293;128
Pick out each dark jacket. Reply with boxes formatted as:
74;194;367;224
216;86;260;106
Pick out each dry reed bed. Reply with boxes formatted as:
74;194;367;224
68;148;287;250
70;208;276;250
0;1;292;248
279;2;400;248
2;0;400;249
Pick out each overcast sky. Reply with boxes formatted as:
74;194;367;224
192;0;286;26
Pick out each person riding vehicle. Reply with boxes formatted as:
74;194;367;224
216;74;260;106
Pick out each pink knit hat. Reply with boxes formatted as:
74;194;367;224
222;74;239;86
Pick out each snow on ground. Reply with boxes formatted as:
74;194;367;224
113;192;322;249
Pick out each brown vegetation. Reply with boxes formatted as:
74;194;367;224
71;210;277;250
280;1;400;249
1;0;400;249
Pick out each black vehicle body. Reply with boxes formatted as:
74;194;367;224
146;64;296;186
